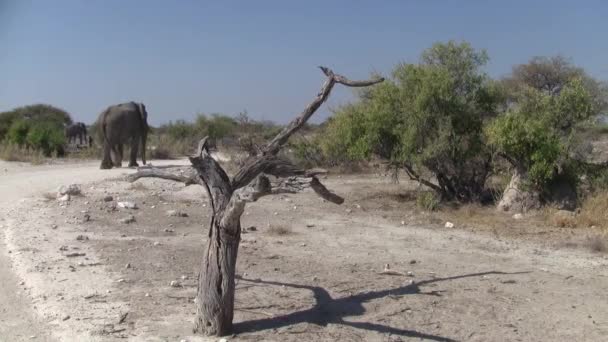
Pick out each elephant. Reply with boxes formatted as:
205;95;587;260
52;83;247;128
65;122;87;145
97;102;148;169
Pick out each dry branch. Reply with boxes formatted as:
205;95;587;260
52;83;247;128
121;67;383;336
126;167;199;185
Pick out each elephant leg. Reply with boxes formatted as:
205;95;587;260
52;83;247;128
100;142;113;169
128;139;139;167
111;144;123;167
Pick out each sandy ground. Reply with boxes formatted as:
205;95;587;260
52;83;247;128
1;159;608;341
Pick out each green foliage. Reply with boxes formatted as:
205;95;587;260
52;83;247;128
321;41;499;201
416;191;440;211
488;78;597;188
6;120;31;146
0;104;72;141
25;122;66;156
0;104;72;158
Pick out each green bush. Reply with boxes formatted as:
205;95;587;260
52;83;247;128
321;41;501;201
6;120;30;146
488;78;596;190
26;122;66;156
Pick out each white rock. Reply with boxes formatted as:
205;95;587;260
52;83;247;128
170;280;181;288
57;194;71;202
445;222;455;228
153;241;161;246
401;221;406;225
117;201;138;209
513;213;523;220
58;184;81;196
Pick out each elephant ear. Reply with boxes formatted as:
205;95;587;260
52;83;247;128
137;103;147;123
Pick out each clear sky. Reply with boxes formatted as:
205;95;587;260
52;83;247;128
1;1;607;126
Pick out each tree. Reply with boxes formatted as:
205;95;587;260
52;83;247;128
321;41;501;201
488;76;598;211
1;104;72;156
127;67;383;336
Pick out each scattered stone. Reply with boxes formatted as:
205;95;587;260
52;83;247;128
58;184;81;196
293;205;297;210
57;194;71;202
59;246;68;251
345;209;352;214
273;212;278;216
163;228;175;233
51;224;58;229
144;293;150;297
407;271;414;277
299;243;307;247
125;263;131;269
117;201;138;209
116;278;126;283
181;275;188;280
167;210;188;217
246;226;257;232
445;222;455;228
409;259;417;264
65;252;86;258
103;195;113;202
170;280;182;288
153;241;161;246
120;215;136;224
82;214;91;222
306;224;315;228
355;204;361;209
62;315;71;321
513;213;524;220
75;235;89;241
401;221;406;225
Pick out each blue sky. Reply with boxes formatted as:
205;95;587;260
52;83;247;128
1;1;607;125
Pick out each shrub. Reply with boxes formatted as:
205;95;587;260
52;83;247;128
321;41;501;201
6;120;30;146
26;122;66;156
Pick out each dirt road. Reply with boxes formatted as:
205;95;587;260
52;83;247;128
0;160;185;341
2;160;608;341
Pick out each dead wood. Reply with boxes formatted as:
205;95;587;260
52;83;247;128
121;67;383;336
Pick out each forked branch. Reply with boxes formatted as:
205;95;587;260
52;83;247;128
232;67;384;189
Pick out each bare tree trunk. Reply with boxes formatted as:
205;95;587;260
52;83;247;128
129;68;382;336
497;166;541;213
194;216;240;335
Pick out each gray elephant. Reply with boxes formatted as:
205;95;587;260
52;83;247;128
97;102;148;169
65;122;87;145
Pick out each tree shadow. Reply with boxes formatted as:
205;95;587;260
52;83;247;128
234;270;530;341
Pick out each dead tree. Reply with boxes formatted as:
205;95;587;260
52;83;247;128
128;67;383;336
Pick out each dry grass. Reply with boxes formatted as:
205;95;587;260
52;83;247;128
575;192;608;230
545;192;608;230
266;224;292;236
0;144;45;164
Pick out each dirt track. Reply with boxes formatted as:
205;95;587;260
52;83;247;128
1;160;608;341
